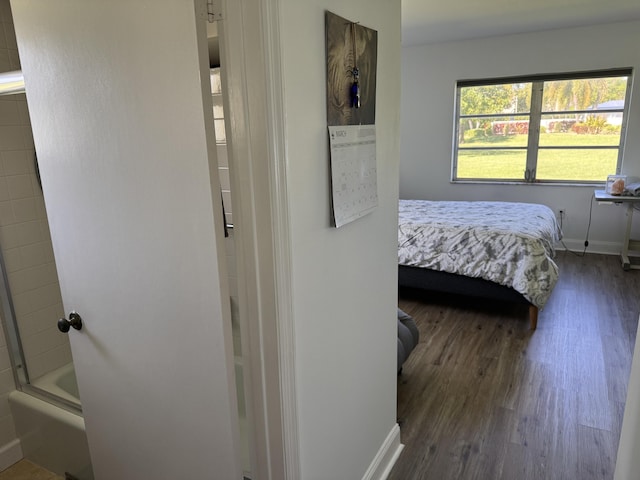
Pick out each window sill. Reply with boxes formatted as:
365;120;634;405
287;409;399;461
450;179;605;188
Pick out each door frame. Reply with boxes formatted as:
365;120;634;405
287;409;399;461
614;316;640;479
218;0;300;478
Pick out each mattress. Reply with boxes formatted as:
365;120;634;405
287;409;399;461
398;200;561;308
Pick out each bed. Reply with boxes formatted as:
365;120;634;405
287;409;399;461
398;199;561;330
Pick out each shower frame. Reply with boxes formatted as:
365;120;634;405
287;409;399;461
0;247;81;414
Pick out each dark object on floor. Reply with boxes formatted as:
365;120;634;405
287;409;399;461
397;308;419;373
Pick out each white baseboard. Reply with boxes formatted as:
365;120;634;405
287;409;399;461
361;424;404;480
0;438;23;472
556;239;622;256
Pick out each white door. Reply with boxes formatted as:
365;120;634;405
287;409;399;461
11;1;242;478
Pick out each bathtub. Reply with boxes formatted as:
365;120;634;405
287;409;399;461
9;363;94;479
30;362;81;406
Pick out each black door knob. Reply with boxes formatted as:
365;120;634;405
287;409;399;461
58;312;82;333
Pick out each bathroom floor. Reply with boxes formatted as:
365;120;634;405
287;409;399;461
0;460;63;480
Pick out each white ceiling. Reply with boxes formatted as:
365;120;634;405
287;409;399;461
402;0;640;46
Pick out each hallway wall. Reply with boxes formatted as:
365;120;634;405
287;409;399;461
279;1;402;478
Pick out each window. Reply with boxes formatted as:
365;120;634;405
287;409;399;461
453;69;633;184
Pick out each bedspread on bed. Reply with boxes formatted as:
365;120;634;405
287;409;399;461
398;200;562;308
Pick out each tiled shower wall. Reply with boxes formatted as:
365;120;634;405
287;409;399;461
0;0;71;381
0;0;71;463
212;67;249;473
0;0;21;463
211;68;232;226
211;68;241;371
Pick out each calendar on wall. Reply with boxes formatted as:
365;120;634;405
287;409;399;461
328;125;378;228
325;11;378;229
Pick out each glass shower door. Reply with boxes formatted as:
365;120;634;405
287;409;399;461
0;90;79;410
0;81;91;478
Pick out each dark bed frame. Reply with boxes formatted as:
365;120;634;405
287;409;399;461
398;265;538;330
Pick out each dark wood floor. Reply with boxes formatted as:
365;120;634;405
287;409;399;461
390;253;640;480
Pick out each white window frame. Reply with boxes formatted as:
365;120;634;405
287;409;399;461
452;68;634;185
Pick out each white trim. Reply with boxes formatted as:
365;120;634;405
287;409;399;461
614;316;640;479
218;0;299;478
216;4;267;477
361;424;404;480
260;0;300;478
556;239;622;256
0;438;23;472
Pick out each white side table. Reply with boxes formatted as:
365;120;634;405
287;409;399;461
594;189;640;270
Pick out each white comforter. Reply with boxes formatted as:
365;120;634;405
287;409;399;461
398;200;562;308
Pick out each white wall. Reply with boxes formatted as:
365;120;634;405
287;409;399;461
279;1;401;478
0;105;71;383
401;20;640;252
